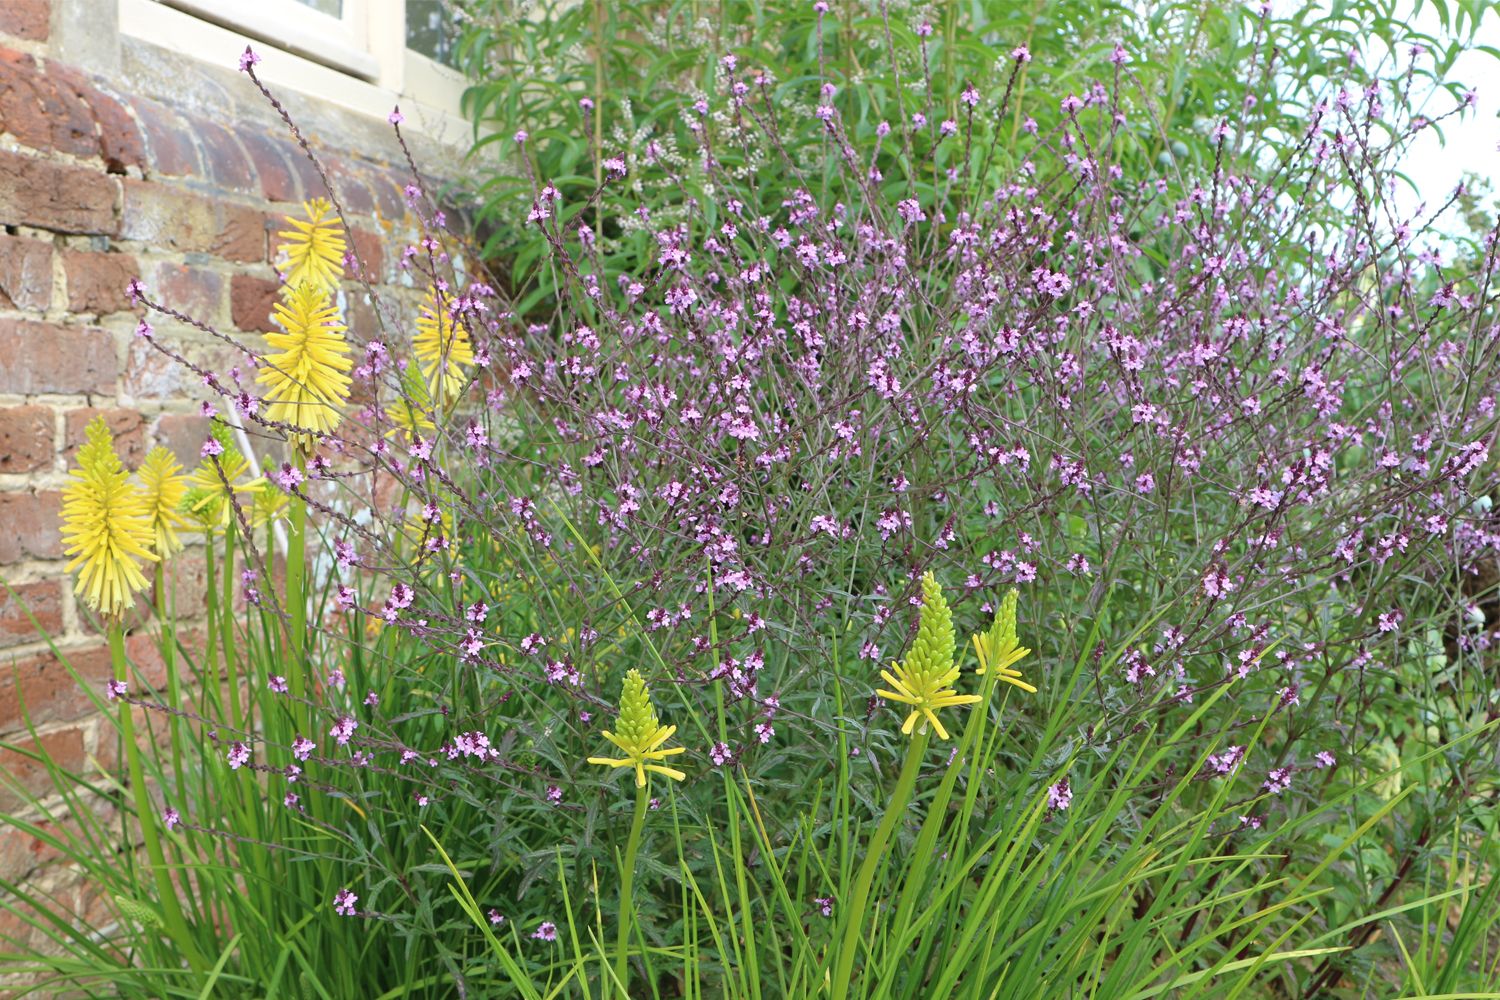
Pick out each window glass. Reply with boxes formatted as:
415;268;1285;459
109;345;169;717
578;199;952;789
406;0;460;67
293;0;343;14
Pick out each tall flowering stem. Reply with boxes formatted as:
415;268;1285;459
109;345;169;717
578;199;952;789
830;730;929;1000
588;669;685;993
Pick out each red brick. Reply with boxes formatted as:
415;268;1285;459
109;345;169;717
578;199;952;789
154;413;209;466
213;203;268;263
0;819;68;883
49;64;145;173
283;145;325;204
118;180;214;250
324;157;374;217
0;492;60;567
0;726;89;811
0;491;62;563
132;99;200;177
0;232;51;310
39;61;115;160
0;405;52;474
348;228;384;283
0;49;99;157
229;273;278;332
0;149;117;235
240;130;298;202
146;263;223;322
0;319;116;395
195;118;256;194
367;170;407;222
0;1;49;41
63;408;144;467
63;249;139;315
0;626;181;737
0;579;63;647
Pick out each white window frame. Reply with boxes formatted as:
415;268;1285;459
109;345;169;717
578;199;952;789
119;0;471;140
158;0;379;80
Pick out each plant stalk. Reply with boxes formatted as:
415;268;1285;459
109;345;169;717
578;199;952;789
615;779;650;995
831;729;929;1000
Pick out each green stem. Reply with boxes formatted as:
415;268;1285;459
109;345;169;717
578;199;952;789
831;730;929;1000
221;529;241;732
615;779;650;995
153;563;187;825
287;468;308;710
109;623;205;973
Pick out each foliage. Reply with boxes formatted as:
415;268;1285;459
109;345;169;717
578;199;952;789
3;3;1500;998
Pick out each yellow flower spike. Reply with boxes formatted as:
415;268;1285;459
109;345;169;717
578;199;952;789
413;286;474;409
972;588;1036;693
876;571;980;740
258;282;353;439
61;417;158;619
181;431;265;530
276;197;346;294
385;358;437;440
588;669;687;788
136;446;190;558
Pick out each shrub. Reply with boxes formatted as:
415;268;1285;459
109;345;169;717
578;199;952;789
3;5;1499;998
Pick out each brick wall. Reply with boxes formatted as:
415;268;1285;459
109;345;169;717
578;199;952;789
0;0;461;921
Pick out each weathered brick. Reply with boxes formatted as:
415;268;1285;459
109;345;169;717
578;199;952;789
0;580;63;647
229;273;278;332
0;232;52;311
0;819;68;883
0;1;49;41
0;49;105;158
63;249;139;314
0;491;62;563
240;130;298;202
349;228;384;283
0;319;117;395
0;627;178;737
367;170;406;222
146;262;223;322
49;64;145;172
196;118;257;194
0;405;52;474
213;203;268;262
0;149;118;235
63;408;144;467
118;179;214;250
154;413;209;466
132;99;200;177
324;157;375;216
122;335;233;402
0;726;88;811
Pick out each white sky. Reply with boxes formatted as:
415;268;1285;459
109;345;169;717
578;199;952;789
1361;4;1499;231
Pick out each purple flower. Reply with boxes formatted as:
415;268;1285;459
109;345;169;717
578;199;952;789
532;921;557;942
1047;779;1073;812
106;679;127;701
238;46;260;72
333;888;358;916
163;808;180;830
292;736;316;761
388;106;404;125
227;742;250;770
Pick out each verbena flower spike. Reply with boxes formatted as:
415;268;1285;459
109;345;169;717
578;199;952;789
61;416;158;619
276;197;346;293
137;446;190;558
877;571;980;740
973;588;1035;693
588;669;687;788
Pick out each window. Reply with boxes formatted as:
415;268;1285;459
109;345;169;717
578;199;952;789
119;0;469;134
